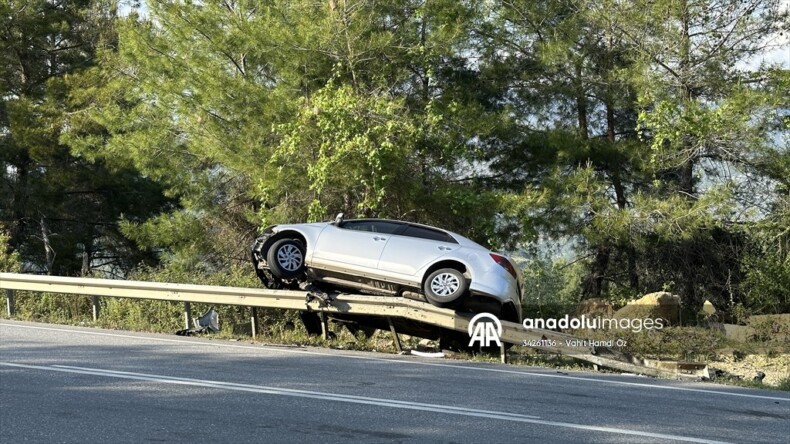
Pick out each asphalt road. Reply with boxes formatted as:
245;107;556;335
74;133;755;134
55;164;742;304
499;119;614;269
1;320;788;444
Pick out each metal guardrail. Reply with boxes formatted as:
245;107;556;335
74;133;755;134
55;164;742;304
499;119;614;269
0;272;480;331
0;272;707;379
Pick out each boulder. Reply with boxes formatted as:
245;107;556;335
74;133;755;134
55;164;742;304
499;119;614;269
613;292;681;325
702;300;717;316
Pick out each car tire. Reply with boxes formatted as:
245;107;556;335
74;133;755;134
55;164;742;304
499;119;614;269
423;268;468;308
267;238;306;280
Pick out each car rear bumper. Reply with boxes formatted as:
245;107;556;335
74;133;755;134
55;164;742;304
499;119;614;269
468;268;522;320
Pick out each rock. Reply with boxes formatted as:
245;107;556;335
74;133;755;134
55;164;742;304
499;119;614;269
613;292;681;325
708;367;743;382
753;371;766;383
417;338;439;352
702;300;716;316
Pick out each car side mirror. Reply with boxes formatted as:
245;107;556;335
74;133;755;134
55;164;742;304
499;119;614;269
334;213;344;225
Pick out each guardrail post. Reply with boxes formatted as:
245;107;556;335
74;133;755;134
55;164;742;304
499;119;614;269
500;343;507;364
250;307;258;339
5;289;15;317
91;296;100;321
183;302;192;330
387;317;402;353
319;312;329;340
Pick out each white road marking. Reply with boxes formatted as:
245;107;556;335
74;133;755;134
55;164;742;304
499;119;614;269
53;364;543;420
2;322;788;403
1;362;734;444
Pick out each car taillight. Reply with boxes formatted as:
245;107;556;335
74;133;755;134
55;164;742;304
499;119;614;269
490;253;518;280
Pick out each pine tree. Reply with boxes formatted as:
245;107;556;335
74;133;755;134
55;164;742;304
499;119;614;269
1;0;169;276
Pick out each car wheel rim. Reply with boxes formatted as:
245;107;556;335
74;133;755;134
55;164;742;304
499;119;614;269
430;273;460;297
277;244;303;272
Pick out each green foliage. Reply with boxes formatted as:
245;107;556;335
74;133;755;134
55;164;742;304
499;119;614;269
520;253;587;317
481;0;789;309
272;83;418;221
741;240;790;314
60;0;506;267
0;227;21;272
129;263;260;288
1;0;169;276
11;292;94;324
63;1;291;269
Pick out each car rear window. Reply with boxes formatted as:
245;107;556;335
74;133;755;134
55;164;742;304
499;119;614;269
402;225;458;243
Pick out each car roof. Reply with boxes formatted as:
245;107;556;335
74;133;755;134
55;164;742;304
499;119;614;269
341;218;443;232
340;218;488;250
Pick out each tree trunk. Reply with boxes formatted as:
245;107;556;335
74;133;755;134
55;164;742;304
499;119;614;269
8;155;31;253
606;101;639;291
678;0;695;197
575;61;589;141
679;0;696;308
40;218;55;275
583;245;610;299
81;243;92;277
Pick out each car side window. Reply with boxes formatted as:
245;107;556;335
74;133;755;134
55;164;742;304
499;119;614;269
340;221;372;232
369;221;404;234
401;225;458;244
340;220;403;234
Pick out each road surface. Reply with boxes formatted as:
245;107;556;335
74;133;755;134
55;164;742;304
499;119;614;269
1;320;788;443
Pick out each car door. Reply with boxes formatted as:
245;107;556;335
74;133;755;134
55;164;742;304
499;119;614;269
377;225;459;278
311;220;404;272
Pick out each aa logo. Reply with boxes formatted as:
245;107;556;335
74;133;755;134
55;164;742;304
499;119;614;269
468;313;502;347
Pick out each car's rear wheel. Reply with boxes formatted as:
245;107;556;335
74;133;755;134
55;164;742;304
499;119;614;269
267;238;306;280
423;268;468;308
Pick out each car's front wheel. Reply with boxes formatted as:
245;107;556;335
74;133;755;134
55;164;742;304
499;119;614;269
267;238;306;280
423;268;468;308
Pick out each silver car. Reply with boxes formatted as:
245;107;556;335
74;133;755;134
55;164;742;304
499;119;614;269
251;215;523;325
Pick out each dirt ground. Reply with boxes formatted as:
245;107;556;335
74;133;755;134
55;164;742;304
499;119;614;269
709;353;790;387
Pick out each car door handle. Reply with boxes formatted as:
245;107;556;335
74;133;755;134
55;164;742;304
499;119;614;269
438;246;453;251
373;236;388;241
